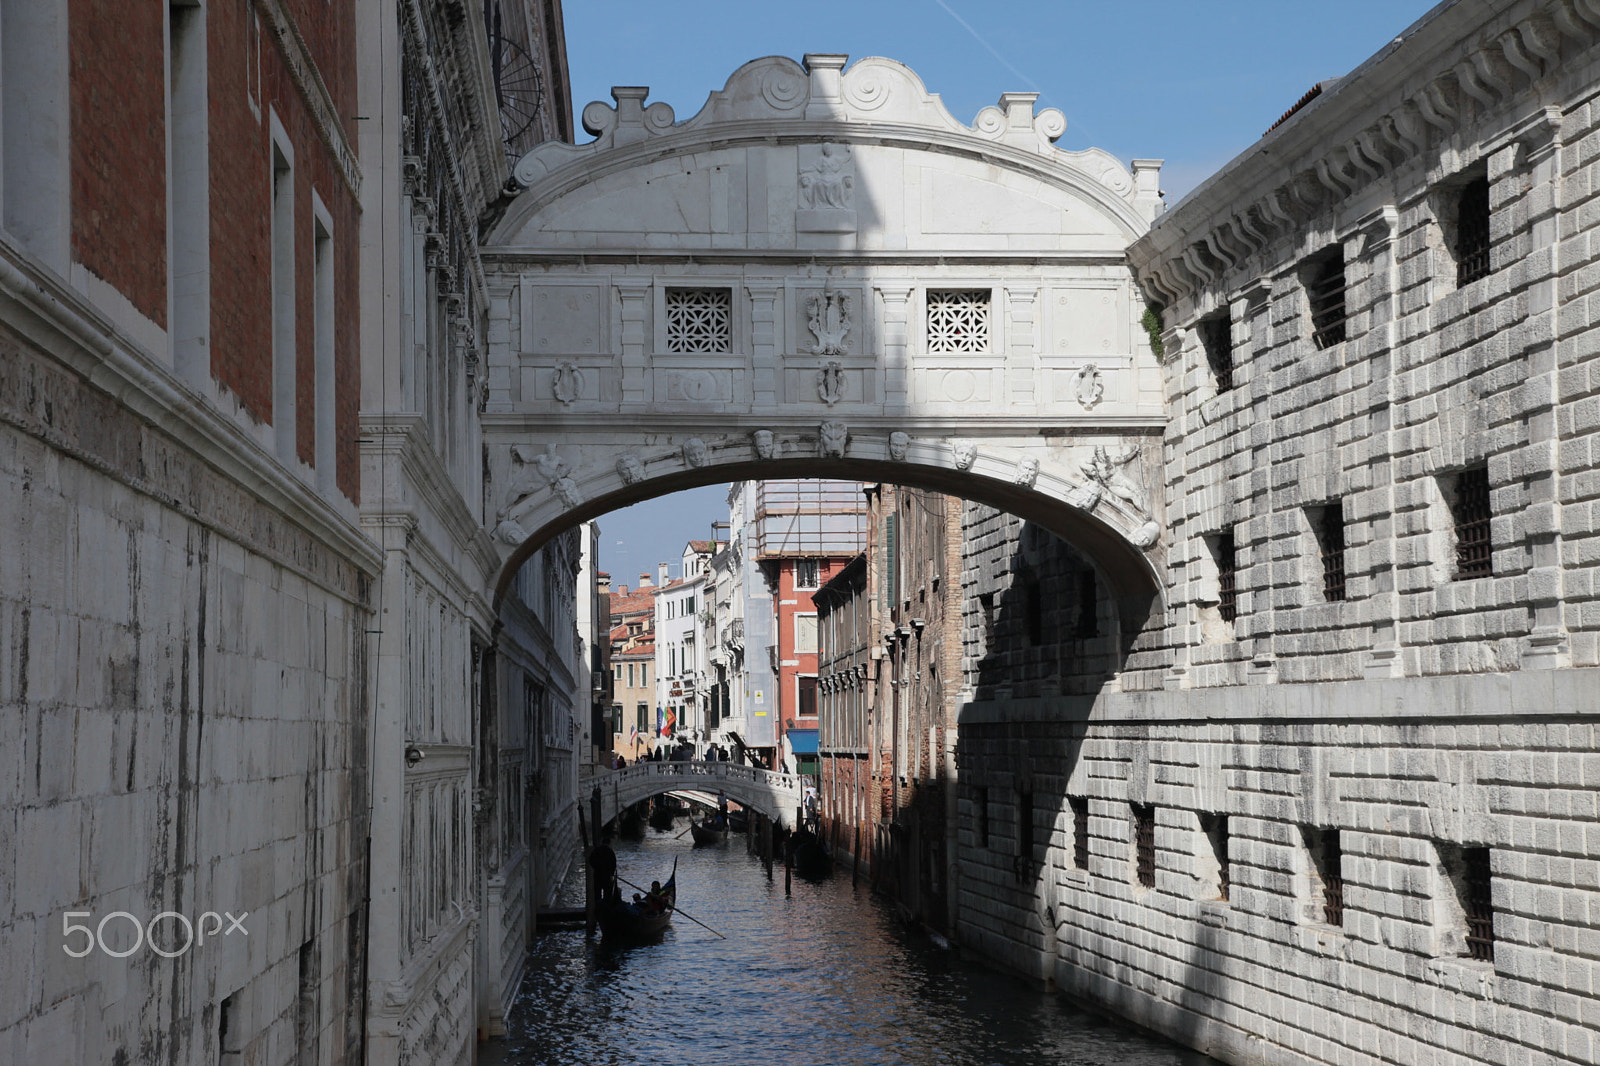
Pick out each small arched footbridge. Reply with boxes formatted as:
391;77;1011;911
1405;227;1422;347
580;762;807;830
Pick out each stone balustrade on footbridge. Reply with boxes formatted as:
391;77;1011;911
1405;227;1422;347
580;761;807;830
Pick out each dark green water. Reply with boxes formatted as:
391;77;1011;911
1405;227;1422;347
482;828;1223;1066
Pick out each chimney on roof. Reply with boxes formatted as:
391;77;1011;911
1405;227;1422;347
657;562;669;585
616;584;629;597
638;572;651;588
598;573;611;594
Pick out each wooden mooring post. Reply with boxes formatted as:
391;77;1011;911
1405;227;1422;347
585;787;602;936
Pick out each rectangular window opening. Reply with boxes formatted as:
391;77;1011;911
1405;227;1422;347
312;214;335;491
1070;795;1090;871
1213;531;1239;624
795;559;820;590
270;136;296;464
1455;176;1492;287
927;289;992;353
1074;569;1098;639
665;288;732;354
1308;827;1344;927
168;0;210;383
1201;312;1233;392
1450;466;1493;579
1132;803;1156;888
1315;503;1347;602
1202;813;1230;902
1306;246;1346;350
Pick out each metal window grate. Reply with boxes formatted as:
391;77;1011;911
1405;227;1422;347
1320;505;1347;602
1320;829;1344;927
665;288;732;353
1133;804;1156;888
1216;532;1239;623
1308;249;1346;350
1455;177;1492;287
1463;846;1495;962
1452;467;1493;579
1071;796;1090;871
1203;314;1233;392
927;289;991;353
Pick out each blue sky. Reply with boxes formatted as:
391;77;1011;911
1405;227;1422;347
564;0;1439;580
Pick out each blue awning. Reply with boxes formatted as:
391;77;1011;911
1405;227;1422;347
787;729;819;755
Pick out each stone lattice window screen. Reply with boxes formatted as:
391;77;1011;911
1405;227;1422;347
665;288;733;353
927;289;991;352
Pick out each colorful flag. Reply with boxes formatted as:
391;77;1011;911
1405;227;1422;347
628;724;638;746
663;706;676;737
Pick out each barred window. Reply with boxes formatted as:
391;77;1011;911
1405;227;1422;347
1132;803;1156;888
794;559;820;590
1214;531;1239;623
1455;177;1492;287
1201;312;1233;392
665;288;732;353
1310;827;1344;927
1070;796;1090;871
1315;503;1347;602
1306;247;1346;350
1203;814;1230;902
1450;467;1492;579
927;289;991;352
1461;846;1495;962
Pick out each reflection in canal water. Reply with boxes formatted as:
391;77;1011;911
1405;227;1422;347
483;830;1222;1066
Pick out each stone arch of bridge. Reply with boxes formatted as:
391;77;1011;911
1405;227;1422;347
489;443;1164;629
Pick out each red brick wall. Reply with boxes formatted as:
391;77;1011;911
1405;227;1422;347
69;0;167;327
206;0;360;500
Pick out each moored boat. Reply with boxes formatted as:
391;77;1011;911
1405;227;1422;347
792;828;834;880
689;814;726;846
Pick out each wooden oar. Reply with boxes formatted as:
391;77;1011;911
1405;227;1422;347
614;872;727;940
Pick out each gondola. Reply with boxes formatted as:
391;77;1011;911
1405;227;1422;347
726;808;748;833
791;827;834;880
689;814;726;846
597;858;676;940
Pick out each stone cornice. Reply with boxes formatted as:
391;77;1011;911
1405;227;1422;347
252;0;361;196
0;236;383;590
1128;0;1600;309
483;248;1131;267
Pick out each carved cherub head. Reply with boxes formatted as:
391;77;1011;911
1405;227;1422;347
952;439;977;471
682;437;709;468
752;429;776;460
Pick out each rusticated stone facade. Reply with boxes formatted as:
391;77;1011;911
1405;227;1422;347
951;4;1600;1066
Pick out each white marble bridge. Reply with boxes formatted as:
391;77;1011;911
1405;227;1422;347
579;761;807;830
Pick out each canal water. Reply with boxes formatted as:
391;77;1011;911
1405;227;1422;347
483;826;1222;1066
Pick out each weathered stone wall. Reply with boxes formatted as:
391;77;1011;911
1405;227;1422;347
0;325;373;1062
951;4;1600;1066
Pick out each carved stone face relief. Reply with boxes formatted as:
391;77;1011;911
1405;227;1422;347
615;453;645;485
752;429;776;460
817;360;845;405
888;431;910;461
799;143;854;209
951;439;977;471
819;420;848;458
682;437;709;468
1013;456;1040;488
552;360;583;404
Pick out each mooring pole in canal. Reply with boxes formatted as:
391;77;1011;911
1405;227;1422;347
585;787;602;936
761;815;772;880
852;825;860;888
784;836;791;896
